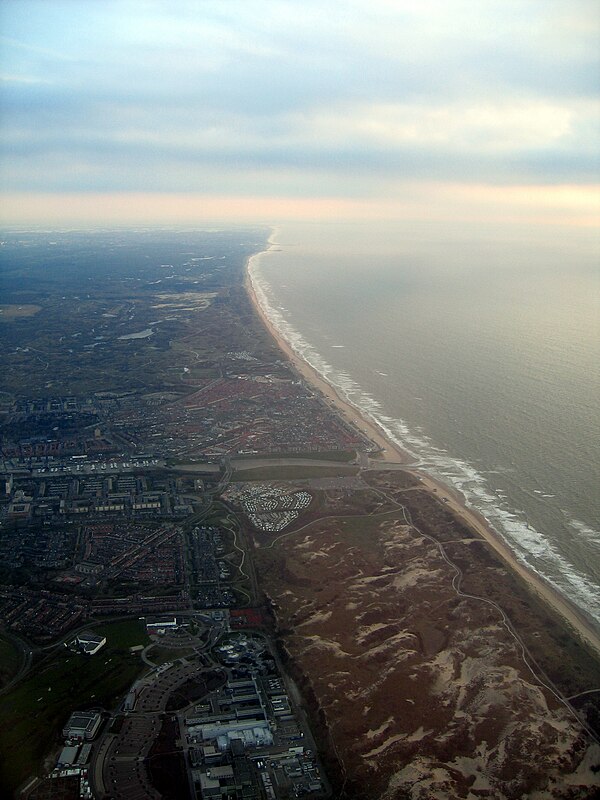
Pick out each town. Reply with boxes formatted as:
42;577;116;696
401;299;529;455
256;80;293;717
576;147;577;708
0;229;365;799
2;230;599;800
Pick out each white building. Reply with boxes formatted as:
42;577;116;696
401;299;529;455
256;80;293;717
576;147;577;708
63;710;102;741
146;616;178;634
76;631;106;655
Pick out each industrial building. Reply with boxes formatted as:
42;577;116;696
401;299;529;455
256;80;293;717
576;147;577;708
191;720;274;752
145;615;179;634
63;710;102;741
56;744;79;768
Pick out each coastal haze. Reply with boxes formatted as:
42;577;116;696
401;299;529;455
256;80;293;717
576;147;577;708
251;221;600;630
2;0;600;797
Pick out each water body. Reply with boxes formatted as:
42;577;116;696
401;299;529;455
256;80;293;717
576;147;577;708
117;328;154;340
249;220;600;631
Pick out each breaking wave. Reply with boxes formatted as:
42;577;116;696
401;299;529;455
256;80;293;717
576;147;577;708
248;245;600;629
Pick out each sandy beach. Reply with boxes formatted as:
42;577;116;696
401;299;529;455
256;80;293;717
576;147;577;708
245;246;600;661
245;246;412;465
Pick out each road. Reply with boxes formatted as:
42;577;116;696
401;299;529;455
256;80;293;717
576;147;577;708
0;630;33;696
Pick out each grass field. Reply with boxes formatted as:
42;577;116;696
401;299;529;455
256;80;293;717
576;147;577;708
0;636;21;688
145;644;196;666
170;451;356;473
232;450;357;463
0;619;149;796
94;619;150;650
233;465;359;481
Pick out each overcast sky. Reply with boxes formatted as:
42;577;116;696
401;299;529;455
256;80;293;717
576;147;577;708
1;0;598;224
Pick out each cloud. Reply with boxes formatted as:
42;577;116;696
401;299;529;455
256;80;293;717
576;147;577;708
0;73;53;85
0;0;598;205
2;93;597;194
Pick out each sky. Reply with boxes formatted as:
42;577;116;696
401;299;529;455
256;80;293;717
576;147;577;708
0;0;598;226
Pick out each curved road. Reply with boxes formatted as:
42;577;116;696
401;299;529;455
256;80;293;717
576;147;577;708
258;481;600;745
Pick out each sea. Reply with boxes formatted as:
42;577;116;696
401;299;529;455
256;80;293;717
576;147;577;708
249;220;600;633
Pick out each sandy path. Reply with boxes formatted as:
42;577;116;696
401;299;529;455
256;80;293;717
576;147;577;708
245;249;600;660
413;471;600;657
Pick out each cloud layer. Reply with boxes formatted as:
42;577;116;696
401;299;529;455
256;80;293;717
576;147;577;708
1;0;598;213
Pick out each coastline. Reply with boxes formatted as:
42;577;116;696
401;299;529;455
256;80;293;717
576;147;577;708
245;242;600;661
245;241;412;465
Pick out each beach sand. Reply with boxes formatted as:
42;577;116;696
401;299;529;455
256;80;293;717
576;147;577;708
245;247;600;660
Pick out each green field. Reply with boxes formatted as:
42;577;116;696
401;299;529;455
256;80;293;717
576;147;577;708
233;464;359;481
0;636;21;688
232;449;357;463
0;619;149;796
145;644;196;666
94;619;150;650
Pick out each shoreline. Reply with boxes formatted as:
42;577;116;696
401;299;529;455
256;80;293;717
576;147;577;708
244;242;600;662
245;242;413;466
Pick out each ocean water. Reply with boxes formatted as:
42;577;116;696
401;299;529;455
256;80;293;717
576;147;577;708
249;220;600;631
